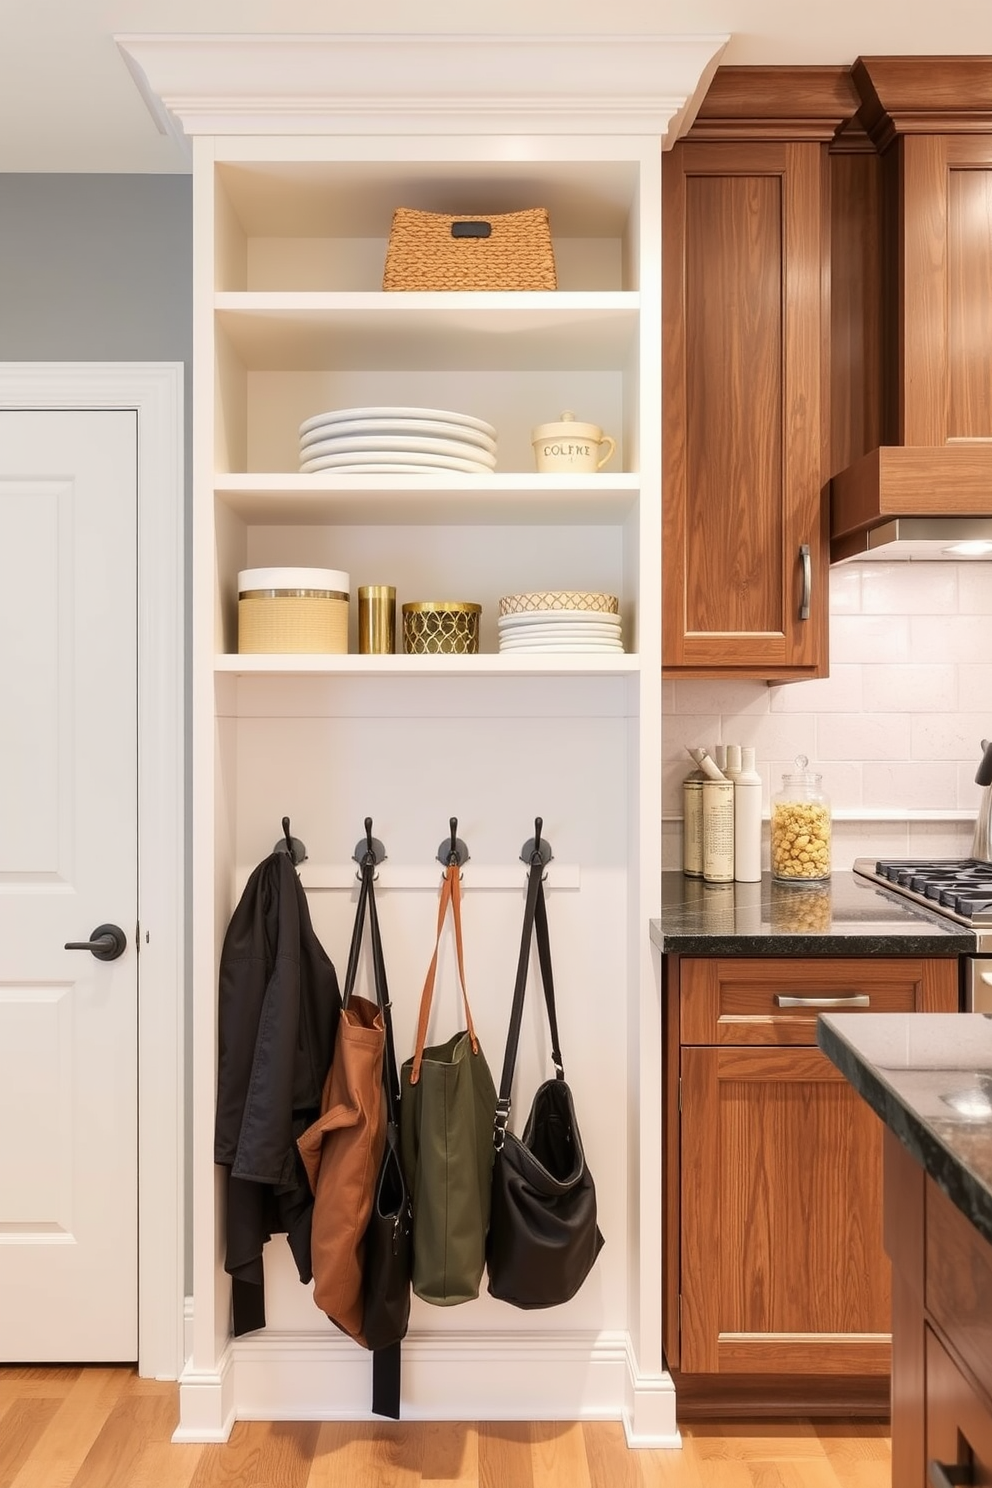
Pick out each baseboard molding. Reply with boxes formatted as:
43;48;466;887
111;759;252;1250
173;1344;237;1443
668;1367;891;1419
623;1337;682;1447
173;1328;669;1442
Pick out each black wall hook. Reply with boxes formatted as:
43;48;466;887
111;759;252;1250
437;816;470;869
274;815;307;867
352;815;387;873
520;815;553;868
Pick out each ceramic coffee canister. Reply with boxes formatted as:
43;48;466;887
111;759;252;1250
531;410;616;473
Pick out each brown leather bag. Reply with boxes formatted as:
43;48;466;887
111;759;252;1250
297;864;386;1344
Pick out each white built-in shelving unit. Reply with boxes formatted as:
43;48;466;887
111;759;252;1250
119;30;727;1447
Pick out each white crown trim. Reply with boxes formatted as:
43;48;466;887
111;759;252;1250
116;32;728;144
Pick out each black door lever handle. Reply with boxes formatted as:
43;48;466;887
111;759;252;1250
64;923;127;961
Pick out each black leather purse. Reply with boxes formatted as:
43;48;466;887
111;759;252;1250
486;851;604;1309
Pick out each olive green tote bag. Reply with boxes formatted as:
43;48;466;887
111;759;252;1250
400;865;497;1306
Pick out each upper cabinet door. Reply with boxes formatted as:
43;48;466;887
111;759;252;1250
662;140;829;680
892;134;992;446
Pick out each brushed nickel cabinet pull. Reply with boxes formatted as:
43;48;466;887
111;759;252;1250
773;993;870;1008
799;543;812;621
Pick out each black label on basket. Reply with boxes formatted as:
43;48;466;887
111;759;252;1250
451;220;492;239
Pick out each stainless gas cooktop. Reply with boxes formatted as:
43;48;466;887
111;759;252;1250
853;857;992;951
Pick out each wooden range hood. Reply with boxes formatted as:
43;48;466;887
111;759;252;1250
829;56;992;562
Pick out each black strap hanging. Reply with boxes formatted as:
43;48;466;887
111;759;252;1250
494;851;564;1150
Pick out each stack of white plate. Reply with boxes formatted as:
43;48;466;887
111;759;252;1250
298;406;497;475
497;591;623;653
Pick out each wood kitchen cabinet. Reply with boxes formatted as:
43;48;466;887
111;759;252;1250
660;69;853;681
886;1128;992;1488
852;57;992;448
662;953;960;1415
830;57;992;552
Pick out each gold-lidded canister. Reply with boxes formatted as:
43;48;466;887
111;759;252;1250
358;584;397;654
402;600;481;655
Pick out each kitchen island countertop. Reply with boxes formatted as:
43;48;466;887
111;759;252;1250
651;869;975;956
817;1011;992;1247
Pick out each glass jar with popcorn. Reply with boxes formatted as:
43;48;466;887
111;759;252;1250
770;755;831;882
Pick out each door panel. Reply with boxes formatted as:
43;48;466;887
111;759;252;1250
680;1044;891;1376
0;410;138;1360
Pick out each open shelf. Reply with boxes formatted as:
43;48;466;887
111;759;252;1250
215;651;640;677
214;472;641;525
215;293;639;370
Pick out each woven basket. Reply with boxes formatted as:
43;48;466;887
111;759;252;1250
238;567;349;655
402;601;481;655
383;208;557;292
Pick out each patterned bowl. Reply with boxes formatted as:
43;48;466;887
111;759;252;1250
497;590;619;617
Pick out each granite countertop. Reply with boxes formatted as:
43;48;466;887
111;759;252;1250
650;869;976;956
818;1012;992;1246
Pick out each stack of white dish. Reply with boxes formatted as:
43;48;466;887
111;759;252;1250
497;591;623;653
298;406;497;475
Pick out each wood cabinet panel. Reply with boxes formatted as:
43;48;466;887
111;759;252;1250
662;140;829;679
829;150;883;478
665;953;959;1407
926;1326;992;1488
679;955;956;1046
886;134;992;446
947;158;992;440
680;1043;890;1375
684;171;783;636
926;1176;992;1407
884;1127;927;1488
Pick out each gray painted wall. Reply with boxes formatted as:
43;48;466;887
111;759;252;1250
0;174;191;363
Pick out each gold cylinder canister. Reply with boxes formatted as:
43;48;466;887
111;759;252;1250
402;600;481;655
238;567;349;654
358;585;397;654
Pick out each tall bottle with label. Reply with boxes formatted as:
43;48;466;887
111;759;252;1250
682;764;705;878
697;748;733;885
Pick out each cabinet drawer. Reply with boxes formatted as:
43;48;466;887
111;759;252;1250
680;957;948;1045
926;1176;992;1407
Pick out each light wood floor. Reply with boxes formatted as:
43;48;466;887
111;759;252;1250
0;1367;892;1488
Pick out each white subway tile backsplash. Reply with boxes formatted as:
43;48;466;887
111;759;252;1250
827;566;862;614
864;664;958;713
661;562;992;857
911;713;987;761
958;565;992;614
957;664;992;705
860;562;959;615
862;761;959;809
768;664;863;713
909;614;989;664
959;756;991;809
906;820;975;858
816;712;911;761
828;614;912;663
669;679;769;717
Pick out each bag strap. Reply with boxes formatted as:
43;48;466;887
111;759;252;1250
341;859;372;1010
365;856;399;1123
409;865;479;1086
494;855;565;1149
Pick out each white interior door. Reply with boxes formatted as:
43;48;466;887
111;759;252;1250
0;409;138;1360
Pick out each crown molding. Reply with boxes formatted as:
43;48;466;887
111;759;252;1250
116;32;729;146
686;65;860;142
853;54;992;150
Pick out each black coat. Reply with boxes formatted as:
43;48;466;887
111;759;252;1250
214;851;341;1335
